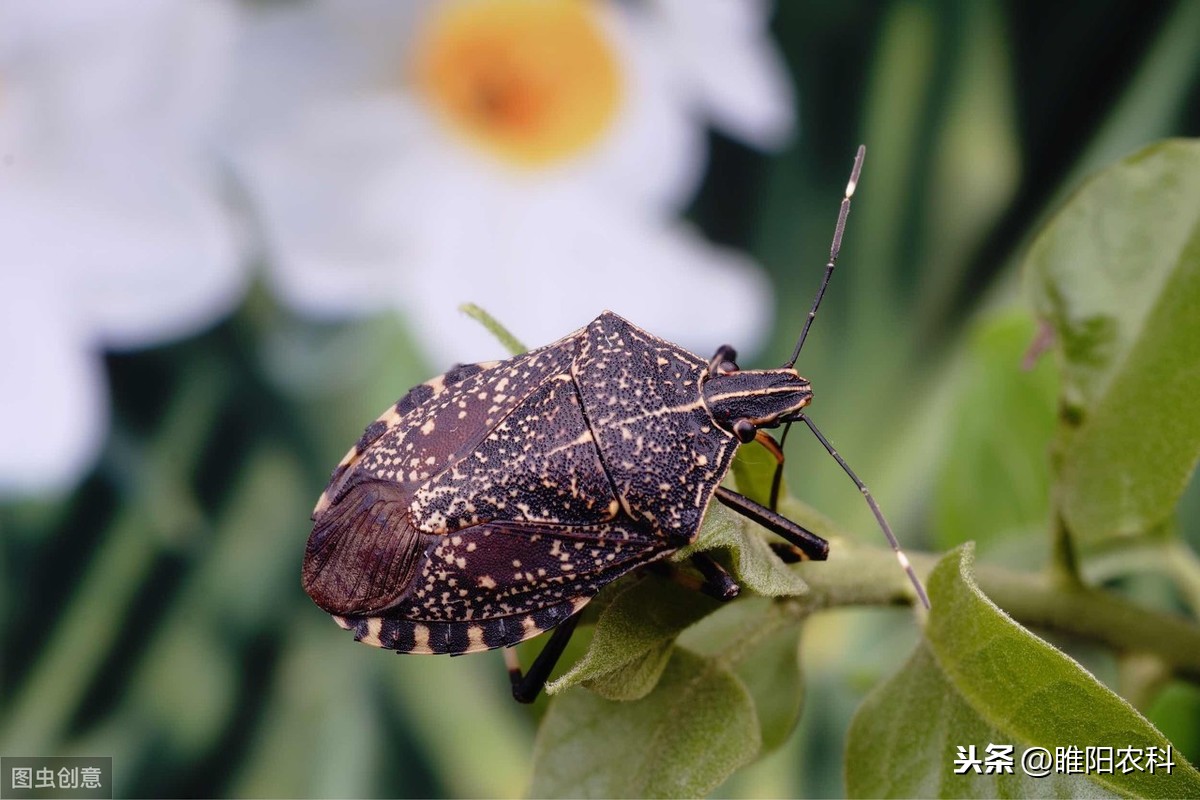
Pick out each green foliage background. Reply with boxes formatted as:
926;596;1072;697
4;1;1200;797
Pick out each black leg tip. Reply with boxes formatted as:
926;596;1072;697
770;542;804;564
700;579;740;602
512;686;539;704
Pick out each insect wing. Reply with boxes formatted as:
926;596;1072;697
411;372;620;532
315;339;578;520
304;478;431;615
306;339;585;613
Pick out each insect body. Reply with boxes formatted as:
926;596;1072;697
303;146;928;701
304;315;821;647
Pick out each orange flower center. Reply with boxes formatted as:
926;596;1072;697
413;0;622;167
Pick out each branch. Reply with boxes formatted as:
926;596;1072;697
791;541;1200;685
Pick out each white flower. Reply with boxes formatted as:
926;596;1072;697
646;0;795;149
0;1;243;496
230;0;794;366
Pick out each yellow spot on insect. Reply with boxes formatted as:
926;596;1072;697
412;0;622;167
332;616;353;630
312;494;331;517
421;418;437;435
479;575;497;589
412;624;434;654
697;454;708;466
360;617;384;647
521;616;540;636
468;625;486;651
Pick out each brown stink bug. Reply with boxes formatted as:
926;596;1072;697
302;146;928;702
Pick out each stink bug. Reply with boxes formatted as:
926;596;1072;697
302;146;929;702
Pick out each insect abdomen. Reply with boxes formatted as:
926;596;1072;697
334;597;586;655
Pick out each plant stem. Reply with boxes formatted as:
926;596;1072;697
460;303;527;356
793;542;1200;685
974;561;1200;684
1048;511;1085;589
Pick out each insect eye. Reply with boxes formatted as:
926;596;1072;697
733;418;757;443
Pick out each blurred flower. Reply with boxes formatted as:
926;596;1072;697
0;1;243;496
230;0;794;366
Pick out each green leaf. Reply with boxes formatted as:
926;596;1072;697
530;647;760;798
1026;139;1200;545
548;500;807;699
730;441;783;509
932;312;1058;555
676;502;810;598
847;643;1116;799
679;597;805;753
546;577;718;700
847;544;1200;798
731;620;804;753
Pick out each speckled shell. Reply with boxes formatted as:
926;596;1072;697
303;312;739;655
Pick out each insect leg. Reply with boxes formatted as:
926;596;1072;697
757;428;812;559
713;485;829;560
645;554;740;600
769;542;805;564
750;429;791;514
689;553;741;600
505;611;583;704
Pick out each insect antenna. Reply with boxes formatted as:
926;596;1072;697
772;145;929;608
800;414;931;609
767;146;865;511
784;143;865;370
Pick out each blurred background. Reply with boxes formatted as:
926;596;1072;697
2;0;1199;796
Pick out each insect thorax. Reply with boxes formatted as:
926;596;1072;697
571;312;739;542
